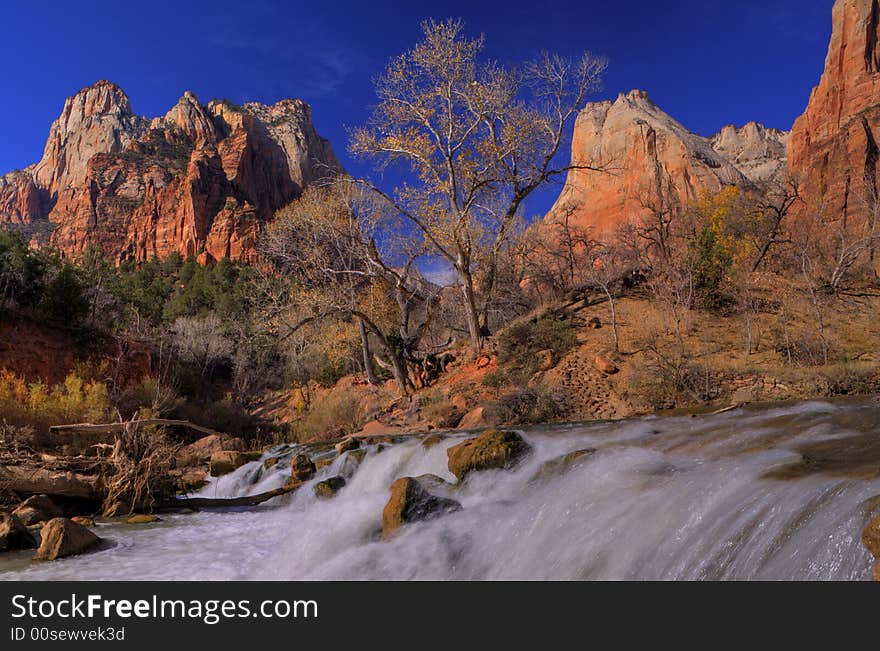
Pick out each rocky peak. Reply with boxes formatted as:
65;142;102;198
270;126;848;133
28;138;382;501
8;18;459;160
710;122;789;184
0;81;341;263
544;90;774;236
33;80;148;192
164;91;218;146
788;0;880;226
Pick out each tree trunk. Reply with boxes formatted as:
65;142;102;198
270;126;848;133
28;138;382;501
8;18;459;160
357;318;379;385
159;482;301;509
458;266;482;354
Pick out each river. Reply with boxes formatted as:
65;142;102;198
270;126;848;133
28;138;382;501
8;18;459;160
1;398;878;580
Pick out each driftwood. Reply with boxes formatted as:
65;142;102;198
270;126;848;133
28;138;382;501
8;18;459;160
158;482;301;510
49;419;227;438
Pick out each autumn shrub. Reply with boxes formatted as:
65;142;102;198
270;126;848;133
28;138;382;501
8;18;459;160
420;390;464;429
288;386;366;443
495;315;578;383
484;385;571;426
0;370;115;446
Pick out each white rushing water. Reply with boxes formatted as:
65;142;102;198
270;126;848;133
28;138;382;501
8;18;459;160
2;399;879;580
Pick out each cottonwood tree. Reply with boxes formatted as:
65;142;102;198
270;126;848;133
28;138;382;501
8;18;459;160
350;19;608;353
261;181;443;395
170;314;233;380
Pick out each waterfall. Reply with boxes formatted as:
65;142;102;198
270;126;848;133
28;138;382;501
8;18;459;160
2;399;878;580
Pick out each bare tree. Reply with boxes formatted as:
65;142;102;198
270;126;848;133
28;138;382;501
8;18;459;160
750;178;800;272
170;314;233;380
261;181;446;395
350;19;608;353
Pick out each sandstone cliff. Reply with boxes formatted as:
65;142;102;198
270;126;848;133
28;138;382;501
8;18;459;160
788;0;880;226
545;90;788;236
0;81;340;262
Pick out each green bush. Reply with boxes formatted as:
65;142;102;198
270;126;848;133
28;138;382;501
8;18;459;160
495;315;578;383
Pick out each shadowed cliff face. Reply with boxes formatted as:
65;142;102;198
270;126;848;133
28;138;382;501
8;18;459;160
544;89;788;238
0;81;341;263
788;0;880;227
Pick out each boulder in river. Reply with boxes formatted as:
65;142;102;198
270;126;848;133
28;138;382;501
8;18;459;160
531;448;597;482
209;451;258;476
34;517;102;561
12;505;49;526
381;476;461;539
335;437;360;455
446;429;532;482
313;476;346;499
290;454;317;482
126;514;161;524
0;512;37;551
71;516;96;528
20;495;64;518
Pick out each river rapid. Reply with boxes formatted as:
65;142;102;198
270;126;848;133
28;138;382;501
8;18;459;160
2;398;879;580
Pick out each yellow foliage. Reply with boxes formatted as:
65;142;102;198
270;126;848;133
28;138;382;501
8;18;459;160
690;186;755;268
0;370;113;429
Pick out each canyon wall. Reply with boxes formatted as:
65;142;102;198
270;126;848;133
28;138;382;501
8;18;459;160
0;81;340;263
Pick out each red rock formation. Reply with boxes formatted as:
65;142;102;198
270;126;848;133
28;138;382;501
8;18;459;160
0;81;340;263
545;90;787;237
788;0;880;226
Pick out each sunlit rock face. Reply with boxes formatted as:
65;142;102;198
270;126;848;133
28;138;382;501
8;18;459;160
544;89;787;238
788;0;880;225
0;81;341;263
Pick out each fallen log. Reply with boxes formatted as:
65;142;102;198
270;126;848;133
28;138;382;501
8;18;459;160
157;482;301;510
49;419;227;438
0;464;101;500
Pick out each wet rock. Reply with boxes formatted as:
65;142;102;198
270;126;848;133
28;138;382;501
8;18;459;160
381;477;462;539
532;448;597;482
313;476;346;499
209;451;258;476
335;437;360;455
874;561;880;583
20;495;63;519
290;454;317;482
862;512;880;558
126;514;161;524
263;457;279;471
71;516;95;528
34;517;102;561
315;458;333;471
421;434;444;450
447;429;532;482
12;505;49;527
338;449;368;479
594;355;619;375
0;512;37;551
177;468;209;492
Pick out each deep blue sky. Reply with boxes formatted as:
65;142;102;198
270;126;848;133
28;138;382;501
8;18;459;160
1;0;833;217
